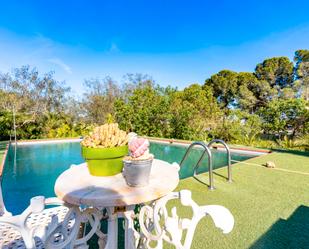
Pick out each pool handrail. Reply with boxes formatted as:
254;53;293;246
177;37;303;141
208;139;232;183
179;141;214;190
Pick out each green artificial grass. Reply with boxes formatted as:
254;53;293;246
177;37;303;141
169;151;309;249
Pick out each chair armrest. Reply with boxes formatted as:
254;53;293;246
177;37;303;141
45;197;64;206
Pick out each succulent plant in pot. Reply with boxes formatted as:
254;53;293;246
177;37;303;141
81;123;129;176
122;135;154;187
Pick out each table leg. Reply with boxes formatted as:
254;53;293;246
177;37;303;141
124;205;139;249
104;207;118;249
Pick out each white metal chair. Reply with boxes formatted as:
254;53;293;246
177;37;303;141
0;188;103;249
0;194;68;249
0;163;104;249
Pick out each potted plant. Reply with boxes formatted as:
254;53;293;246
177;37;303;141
81;123;129;176
122;136;154;187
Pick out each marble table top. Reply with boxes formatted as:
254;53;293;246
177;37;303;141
54;159;180;207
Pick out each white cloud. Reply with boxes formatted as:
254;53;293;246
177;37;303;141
47;58;72;74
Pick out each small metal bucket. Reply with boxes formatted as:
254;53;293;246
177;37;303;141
122;158;153;187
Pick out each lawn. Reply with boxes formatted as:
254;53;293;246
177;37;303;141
171;151;309;249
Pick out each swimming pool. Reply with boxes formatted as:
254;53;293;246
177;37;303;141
2;141;256;214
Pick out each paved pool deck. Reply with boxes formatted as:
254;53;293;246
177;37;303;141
172;150;309;249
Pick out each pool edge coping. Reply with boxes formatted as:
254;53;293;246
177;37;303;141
145;137;271;155
0;143;9;177
14;137;82;145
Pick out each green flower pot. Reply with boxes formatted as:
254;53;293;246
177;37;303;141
81;145;128;176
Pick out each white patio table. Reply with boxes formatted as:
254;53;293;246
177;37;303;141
52;159;180;249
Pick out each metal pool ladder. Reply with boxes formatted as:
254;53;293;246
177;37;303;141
208;139;232;183
179;140;232;190
179;141;214;190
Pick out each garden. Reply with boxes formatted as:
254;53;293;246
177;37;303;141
0;50;308;151
0;48;308;248
1;2;309;247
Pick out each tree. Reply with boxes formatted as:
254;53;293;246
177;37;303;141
294;49;309;63
237;72;276;112
169;84;221;140
115;84;171;137
255;57;294;89
0;65;70;139
204;70;238;109
294;50;309;100
82;77;120;124
0;110;12;140
121;73;155;101
214;110;262;144
259;98;309;139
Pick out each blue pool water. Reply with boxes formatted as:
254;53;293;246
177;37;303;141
2;142;255;214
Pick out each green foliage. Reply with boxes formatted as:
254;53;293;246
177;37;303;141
168;91;196;139
82;77;120;124
259;98;309;138
235;112;262;145
237;72;276;111
294;50;309;100
210;111;262;145
169;84;221;140
204;70;238;109
115;83;222;140
0;111;13;140
0;66;73;139
115;84;172;137
248;139;277;149
294;134;309;151
0;50;309;151
237;72;259;112
255;57;294;88
276;135;297;149
294;49;309;63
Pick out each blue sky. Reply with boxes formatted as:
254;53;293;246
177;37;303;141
0;0;309;95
